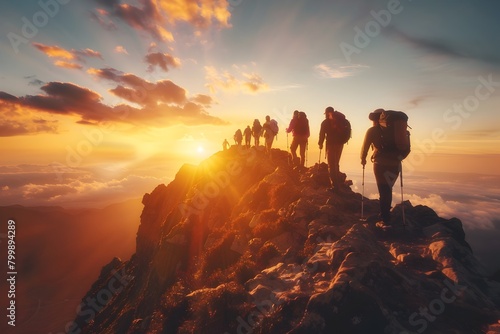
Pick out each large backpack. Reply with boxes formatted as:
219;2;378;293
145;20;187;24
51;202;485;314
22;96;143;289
252;120;262;136
331;111;351;144
294;112;309;136
379;110;411;160
269;119;279;135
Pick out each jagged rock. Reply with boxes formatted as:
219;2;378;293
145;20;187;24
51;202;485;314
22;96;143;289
76;148;500;334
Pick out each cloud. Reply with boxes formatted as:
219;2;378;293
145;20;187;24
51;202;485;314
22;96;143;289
191;94;213;105
145;52;181;72
0;72;225;129
32;43;104;70
91;0;232;42
32;43;75;60
404;193;499;230
314;61;369;79
90;9;117;30
114;45;129;54
54;61;84;70
205;65;269;94
0;106;58;136
88;67;187;106
386;27;500;67
0;164;162;207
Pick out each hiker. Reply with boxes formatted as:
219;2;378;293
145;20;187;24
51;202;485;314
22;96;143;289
360;108;400;225
222;138;230;151
234;129;243;146
252;119;262;147
286;110;310;168
318;106;350;192
261;115;278;155
243;125;252;148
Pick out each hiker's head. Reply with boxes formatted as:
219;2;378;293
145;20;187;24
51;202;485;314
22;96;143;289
293;110;299;118
325;106;334;119
369;108;384;122
325;106;334;118
265;115;270;121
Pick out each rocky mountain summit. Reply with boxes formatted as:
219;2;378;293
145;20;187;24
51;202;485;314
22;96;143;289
74;146;500;334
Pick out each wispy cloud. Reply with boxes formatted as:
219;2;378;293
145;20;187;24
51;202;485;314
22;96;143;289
114;45;129;54
32;43;103;70
386;27;500;67
314;61;369;79
205;65;269;94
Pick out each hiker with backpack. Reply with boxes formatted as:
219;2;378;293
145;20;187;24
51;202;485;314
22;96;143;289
360;108;411;225
261;115;279;156
318;106;351;193
244;125;252;148
286;110;310;168
234;129;243;146
222;138;230;151
252;119;262;147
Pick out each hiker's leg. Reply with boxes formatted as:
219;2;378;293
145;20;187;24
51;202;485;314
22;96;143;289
374;163;399;223
330;144;343;187
299;138;307;166
290;137;299;164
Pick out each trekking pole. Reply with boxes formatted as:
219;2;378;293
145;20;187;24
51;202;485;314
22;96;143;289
305;141;308;167
360;165;367;222
318;148;322;164
400;162;407;227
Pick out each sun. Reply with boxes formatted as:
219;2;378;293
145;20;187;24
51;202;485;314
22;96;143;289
197;145;205;154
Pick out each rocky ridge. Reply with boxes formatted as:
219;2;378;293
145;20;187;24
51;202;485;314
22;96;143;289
74;146;500;334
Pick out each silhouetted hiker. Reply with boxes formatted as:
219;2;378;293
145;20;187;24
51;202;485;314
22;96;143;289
243;125;252;148
287;110;310;168
222;138;230;151
234;129;243;146
318;106;349;193
360;108;399;225
361;108;411;225
261;115;278;156
252;119;262;147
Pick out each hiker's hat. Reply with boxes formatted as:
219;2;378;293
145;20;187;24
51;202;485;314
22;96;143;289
369;108;384;121
324;106;334;114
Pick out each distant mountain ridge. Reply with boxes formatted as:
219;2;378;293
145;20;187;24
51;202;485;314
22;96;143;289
73;146;500;334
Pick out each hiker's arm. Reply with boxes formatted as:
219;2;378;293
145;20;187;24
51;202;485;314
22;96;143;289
360;128;373;165
318;122;325;149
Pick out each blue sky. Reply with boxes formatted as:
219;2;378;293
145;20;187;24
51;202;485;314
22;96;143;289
0;0;500;211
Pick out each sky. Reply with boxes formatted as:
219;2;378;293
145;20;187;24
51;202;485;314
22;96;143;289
1;0;500;220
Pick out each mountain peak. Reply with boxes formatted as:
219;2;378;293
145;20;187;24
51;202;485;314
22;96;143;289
74;146;500;334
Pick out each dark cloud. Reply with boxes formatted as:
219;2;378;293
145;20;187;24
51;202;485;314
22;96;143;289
91;0;231;41
89;67;187;106
386;27;500;67
28;79;45;86
0;76;225;129
90;10;117;31
145;52;180;72
114;0;168;41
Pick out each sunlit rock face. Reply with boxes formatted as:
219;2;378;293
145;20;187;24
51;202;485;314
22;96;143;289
74;146;500;334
